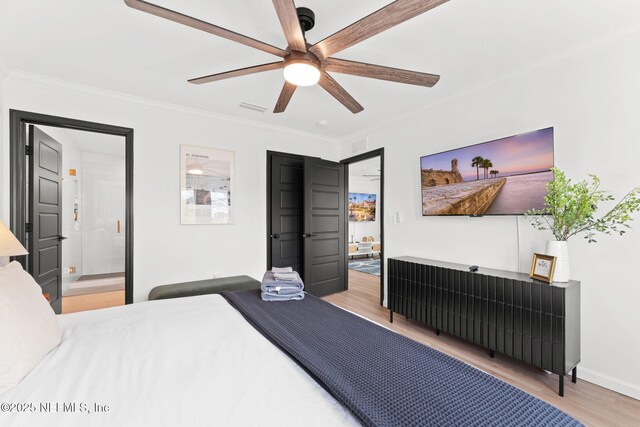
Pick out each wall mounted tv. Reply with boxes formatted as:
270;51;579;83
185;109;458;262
349;193;377;222
420;127;554;216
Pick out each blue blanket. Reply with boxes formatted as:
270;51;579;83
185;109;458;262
221;289;582;427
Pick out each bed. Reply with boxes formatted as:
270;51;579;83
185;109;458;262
1;261;581;426
0;294;359;426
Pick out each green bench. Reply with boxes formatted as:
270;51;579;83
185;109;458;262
148;275;261;301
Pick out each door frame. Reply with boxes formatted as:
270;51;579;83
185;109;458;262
341;148;385;306
9;110;135;305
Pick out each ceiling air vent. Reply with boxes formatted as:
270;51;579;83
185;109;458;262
239;102;268;113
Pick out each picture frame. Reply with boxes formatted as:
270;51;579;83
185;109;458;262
529;253;557;283
180;145;235;225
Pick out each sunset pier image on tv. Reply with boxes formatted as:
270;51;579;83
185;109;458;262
420;128;554;216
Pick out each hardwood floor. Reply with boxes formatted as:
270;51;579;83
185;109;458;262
77;272;125;281
62;277;125;314
62;289;125;314
323;269;640;427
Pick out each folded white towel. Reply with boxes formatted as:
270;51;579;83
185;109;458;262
262;272;304;292
261;290;304;301
273;272;299;281
271;266;293;273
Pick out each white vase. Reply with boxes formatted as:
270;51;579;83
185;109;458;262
545;240;570;282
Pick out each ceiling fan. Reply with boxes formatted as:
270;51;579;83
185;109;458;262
363;170;382;181
124;0;447;114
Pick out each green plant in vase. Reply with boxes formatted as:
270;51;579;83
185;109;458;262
526;167;640;282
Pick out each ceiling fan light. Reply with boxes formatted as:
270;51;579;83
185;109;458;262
283;61;320;87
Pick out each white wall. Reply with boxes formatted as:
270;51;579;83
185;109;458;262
81;151;126;276
0;73;340;303
341;37;640;399
348;175;380;242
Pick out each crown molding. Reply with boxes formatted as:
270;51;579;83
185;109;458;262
4;70;341;144
339;19;640;144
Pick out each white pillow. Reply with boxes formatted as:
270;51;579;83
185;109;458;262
0;261;62;395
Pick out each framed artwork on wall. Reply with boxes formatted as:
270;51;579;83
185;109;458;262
180;145;234;225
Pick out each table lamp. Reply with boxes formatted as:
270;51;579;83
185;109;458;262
0;220;28;266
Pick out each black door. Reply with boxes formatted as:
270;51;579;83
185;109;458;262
268;154;304;276
303;157;346;296
28;126;64;313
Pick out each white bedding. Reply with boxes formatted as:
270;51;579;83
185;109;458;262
0;295;360;427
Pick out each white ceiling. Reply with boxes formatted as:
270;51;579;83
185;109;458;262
349;157;381;178
2;1;640;139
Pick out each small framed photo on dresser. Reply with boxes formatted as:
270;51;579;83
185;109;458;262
529;253;556;283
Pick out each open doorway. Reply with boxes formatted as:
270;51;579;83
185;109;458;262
342;149;384;305
266;151;347;297
9;110;133;314
35;126;126;314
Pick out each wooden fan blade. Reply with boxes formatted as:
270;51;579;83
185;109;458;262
272;0;307;52
310;0;449;59
188;62;283;85
324;58;440;87
124;0;287;57
273;82;297;113
318;72;364;114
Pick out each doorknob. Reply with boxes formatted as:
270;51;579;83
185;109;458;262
58;235;68;241
302;233;315;238
270;234;280;239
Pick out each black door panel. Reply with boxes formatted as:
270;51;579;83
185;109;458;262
269;154;304;277
28;126;63;313
303;157;345;297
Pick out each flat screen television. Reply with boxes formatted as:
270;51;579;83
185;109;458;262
348;193;377;222
420;127;554;216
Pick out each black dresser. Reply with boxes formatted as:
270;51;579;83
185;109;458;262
388;257;580;396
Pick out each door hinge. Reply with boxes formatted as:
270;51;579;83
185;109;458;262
25;223;32;233
25;145;33;156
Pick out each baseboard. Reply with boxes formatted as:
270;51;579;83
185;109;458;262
578;366;640;400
